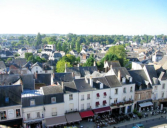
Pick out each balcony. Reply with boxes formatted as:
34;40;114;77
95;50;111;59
65;109;78;114
52;112;57;116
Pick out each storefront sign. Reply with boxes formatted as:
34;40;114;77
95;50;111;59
8;109;14;119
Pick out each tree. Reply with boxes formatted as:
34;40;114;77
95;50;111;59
56;60;72;73
83;54;95;67
107;45;127;66
25;53;33;60
35;33;42;46
6;58;12;63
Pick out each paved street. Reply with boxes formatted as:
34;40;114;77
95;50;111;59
76;114;167;128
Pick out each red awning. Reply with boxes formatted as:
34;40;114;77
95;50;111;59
103;100;107;105
93;106;111;114
79;111;94;118
96;102;100;106
104;92;107;96
97;93;100;97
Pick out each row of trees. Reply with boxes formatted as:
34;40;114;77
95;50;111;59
25;53;46;63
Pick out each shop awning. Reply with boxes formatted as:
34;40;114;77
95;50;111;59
93;106;111;114
45;116;67;127
65;112;82;123
139;102;153;107
79;111;94;118
97;93;100;97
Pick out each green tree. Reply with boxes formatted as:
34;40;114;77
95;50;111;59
56;60;72;73
35;33;42;46
107;45;127;66
25;53;33;60
7;57;12;63
83;54;95;67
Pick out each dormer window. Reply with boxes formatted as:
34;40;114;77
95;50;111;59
51;97;56;104
30;99;35;106
115;89;118;94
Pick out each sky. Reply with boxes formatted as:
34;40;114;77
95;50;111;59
0;0;167;35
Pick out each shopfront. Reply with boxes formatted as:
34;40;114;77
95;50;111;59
45;116;67;127
137;99;153;112
24;119;42;128
0;118;23;128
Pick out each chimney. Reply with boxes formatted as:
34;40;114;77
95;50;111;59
65;63;67;72
89;76;93;87
72;72;75;78
77;63;80;67
93;61;96;66
129;77;132;83
110;65;112;69
61;81;64;91
118;70;121;81
34;72;37;79
139;86;142;90
51;73;54;85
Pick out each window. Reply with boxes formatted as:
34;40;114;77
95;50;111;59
69;94;73;100
30;99;35;106
96;93;100;98
87;103;90;109
27;113;30;119
87;94;90;100
81;104;84;110
37;112;40;118
138;94;141;100
162;92;164;98
51;97;56;104
81;95;84;100
123;97;126;101
16;109;21;117
123;88;126;93
0;111;6;120
103;100;107;106
130;87;133;92
155;86;157;90
115;89;118;94
162;84;165;89
104;92;107;97
52;108;57;116
96;102;100;107
114;98;117;103
5;97;9;103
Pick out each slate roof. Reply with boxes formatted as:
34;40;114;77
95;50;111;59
105;75;122;88
92;77;110;89
42;85;63;95
128;70;151;90
66;67;81;77
35;74;51;86
13;58;27;67
144;65;159;85
53;73;74;84
0;74;20;85
158;55;167;70
112;67;131;79
64;81;78;93
43;93;64;104
0;61;6;70
0;85;22;107
66;66;98;77
22;61;32;70
74;78;95;92
21;74;35;90
106;61;121;68
54;52;62;58
22;95;44;107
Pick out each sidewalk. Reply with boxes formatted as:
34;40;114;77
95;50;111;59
113;113;167;128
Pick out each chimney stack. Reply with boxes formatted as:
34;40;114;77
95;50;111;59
89;76;93;87
77;63;80;67
110;65;112;69
72;72;75;78
93;61;96;66
118;70;121;81
34;72;38;79
61;81;64;91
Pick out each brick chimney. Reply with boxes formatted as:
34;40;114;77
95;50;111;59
118;70;121;82
34;72;38;79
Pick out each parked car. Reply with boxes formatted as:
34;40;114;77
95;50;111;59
132;124;144;128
